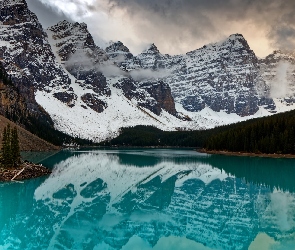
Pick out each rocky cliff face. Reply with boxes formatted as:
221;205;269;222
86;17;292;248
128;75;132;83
259;50;295;106
47;20;179;117
120;35;276;116
0;0;187;142
1;0;295;142
0;0;72;122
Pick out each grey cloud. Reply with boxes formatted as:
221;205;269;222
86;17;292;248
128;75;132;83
104;0;295;51
26;0;70;28
32;0;295;55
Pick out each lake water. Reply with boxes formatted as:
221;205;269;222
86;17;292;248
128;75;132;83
1;149;295;250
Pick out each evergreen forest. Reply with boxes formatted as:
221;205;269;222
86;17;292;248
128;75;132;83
104;109;295;155
205;109;295;154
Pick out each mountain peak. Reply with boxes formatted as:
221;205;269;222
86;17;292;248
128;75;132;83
226;33;251;50
50;20;87;32
144;43;160;54
106;41;130;53
228;33;245;40
0;0;41;26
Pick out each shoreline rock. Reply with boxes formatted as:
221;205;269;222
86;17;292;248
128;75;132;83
0;163;51;182
198;149;295;159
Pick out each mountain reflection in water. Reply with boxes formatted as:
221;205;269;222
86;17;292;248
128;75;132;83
0;149;295;250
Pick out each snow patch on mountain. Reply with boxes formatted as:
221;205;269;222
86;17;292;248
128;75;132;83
2;0;295;142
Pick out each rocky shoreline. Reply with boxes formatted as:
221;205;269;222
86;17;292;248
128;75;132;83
199;149;295;159
0;162;52;182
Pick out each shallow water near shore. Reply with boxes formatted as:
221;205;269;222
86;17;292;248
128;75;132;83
1;148;295;249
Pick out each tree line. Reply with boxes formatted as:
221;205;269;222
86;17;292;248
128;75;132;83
104;109;295;155
102;125;217;147
205;110;295;154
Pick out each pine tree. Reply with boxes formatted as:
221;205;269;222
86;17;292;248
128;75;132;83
11;127;20;166
1;124;12;167
1;126;7;164
1;124;21;168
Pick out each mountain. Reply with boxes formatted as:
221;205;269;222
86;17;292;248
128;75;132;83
0;0;83;145
1;0;295;142
0;0;70;108
259;50;295;105
0;59;91;146
120;34;277;116
42;20;197;141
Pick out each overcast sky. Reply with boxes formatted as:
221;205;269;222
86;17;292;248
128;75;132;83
26;0;295;57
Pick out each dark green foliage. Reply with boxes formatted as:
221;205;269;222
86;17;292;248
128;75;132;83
11;127;20;165
205;110;295;154
104;110;295;155
1;125;21;167
101;125;215;147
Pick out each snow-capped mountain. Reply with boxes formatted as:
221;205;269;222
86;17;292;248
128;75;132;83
0;0;72;128
120;34;276;116
43;20;196;141
1;0;295;142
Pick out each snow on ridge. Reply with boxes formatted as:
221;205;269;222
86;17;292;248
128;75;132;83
44;20;295;142
2;2;295;144
0;0;26;7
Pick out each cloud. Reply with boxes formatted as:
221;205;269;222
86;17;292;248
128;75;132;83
26;0;70;27
98;63;127;77
64;48;168;80
104;0;295;52
33;0;295;57
270;61;291;99
130;68;171;81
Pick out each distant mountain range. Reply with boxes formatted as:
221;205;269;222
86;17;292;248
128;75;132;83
1;0;295;142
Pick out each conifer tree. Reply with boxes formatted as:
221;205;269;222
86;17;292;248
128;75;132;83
1;124;12;167
1;124;21;168
11;127;20;166
1;126;7;163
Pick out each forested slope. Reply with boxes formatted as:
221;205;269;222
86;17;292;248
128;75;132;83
106;110;295;155
205;110;295;154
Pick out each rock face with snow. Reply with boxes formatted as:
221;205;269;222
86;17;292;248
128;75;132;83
120;36;276;116
48;20;110;111
0;0;70;90
0;0;186;142
259;50;295;106
105;41;133;60
48;20;179;117
0;0;73;126
1;0;295;142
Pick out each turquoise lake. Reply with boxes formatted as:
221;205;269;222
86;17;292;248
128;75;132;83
1;149;295;250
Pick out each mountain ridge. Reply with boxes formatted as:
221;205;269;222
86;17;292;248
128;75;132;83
1;0;295;142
